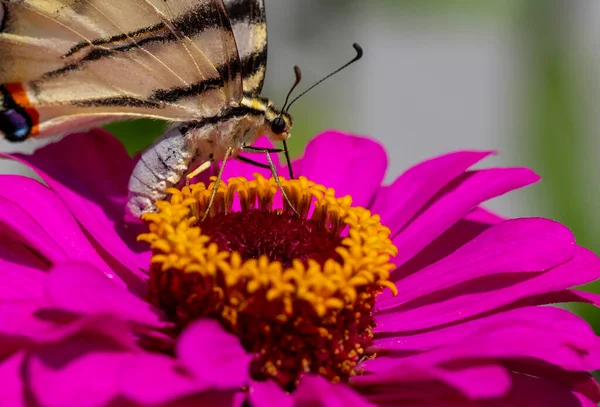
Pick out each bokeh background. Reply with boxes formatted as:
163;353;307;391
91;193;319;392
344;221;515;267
2;1;600;327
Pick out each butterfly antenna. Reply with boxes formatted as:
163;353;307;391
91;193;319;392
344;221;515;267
282;66;303;113
278;66;302;180
286;43;363;111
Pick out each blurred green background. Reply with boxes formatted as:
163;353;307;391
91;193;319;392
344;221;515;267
5;1;596;331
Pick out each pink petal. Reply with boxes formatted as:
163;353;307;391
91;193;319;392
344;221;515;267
299;131;387;207
0;175;124;286
6;130;149;282
378;217;576;312
177;319;252;389
371;150;493;230
554;290;600;306
0;236;48;301
46;262;163;327
0;352;27;407
502;360;600;404
391;167;540;267
0;302;57;354
0;196;66;264
375;306;594;352
249;380;293;407
358;371;595;407
27;332;135;407
372;315;600;372
121;353;208;405
353;363;511;400
1;306;136;353
376;246;600;332
464;206;504;224
394;206;504;280
294;375;375;407
495;372;598;407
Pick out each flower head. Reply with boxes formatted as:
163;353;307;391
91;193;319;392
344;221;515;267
1;129;600;407
139;174;397;389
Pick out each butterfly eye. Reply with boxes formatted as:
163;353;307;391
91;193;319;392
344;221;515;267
270;117;286;134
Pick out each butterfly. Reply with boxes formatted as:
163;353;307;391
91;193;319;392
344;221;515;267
0;0;361;218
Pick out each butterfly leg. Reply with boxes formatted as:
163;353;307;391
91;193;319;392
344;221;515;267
236;155;270;169
202;147;233;221
241;147;300;216
185;159;214;187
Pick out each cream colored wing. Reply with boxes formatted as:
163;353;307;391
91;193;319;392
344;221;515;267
0;0;243;140
223;0;267;95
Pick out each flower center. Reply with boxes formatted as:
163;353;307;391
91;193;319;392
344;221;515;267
139;175;398;390
200;209;343;268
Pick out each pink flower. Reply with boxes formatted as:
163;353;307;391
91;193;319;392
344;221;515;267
1;129;599;407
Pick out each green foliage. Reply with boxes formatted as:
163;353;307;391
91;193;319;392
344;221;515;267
103;119;166;155
517;1;600;331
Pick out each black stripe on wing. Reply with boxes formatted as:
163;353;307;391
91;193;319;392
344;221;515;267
181;103;267;131
0;3;7;32
62;52;264;108
48;3;240;80
223;0;267;95
70;77;225;108
63;3;222;58
65;22;167;57
225;0;266;25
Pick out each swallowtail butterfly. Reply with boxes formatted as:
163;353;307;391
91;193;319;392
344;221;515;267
0;0;361;217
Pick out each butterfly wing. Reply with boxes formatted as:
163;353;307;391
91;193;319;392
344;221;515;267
223;0;267;96
0;0;243;140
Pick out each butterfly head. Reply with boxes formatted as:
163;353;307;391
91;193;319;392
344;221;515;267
264;104;293;141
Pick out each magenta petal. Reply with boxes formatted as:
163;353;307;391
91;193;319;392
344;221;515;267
372;150;493;229
497;372;597;407
121;354;207;405
395;206;505;280
0;302;58;353
294;375;374;407
376;313;600;372
299;131;387;207
27;332;134;407
248;380;293;407
0;352;27;407
177;319;252;389
503;361;600;404
354;363;510;400
0;195;66;263
7;130;149;281
0;237;48;302
464;206;504;224
378;217;576;311
47;262;162;327
392;167;540;267
377;246;600;332
0;175;124;285
375;306;595;352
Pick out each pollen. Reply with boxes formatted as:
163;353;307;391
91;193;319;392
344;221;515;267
139;174;398;390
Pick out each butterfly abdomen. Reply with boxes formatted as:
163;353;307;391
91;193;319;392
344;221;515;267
0;83;39;141
127;126;199;218
127;98;273;217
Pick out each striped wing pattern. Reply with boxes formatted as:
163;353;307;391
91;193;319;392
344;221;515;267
0;0;266;140
224;0;267;96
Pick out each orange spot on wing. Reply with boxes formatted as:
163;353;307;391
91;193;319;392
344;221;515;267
25;107;40;135
5;83;39;135
5;83;30;106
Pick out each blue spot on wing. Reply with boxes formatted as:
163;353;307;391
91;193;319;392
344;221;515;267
0;108;31;141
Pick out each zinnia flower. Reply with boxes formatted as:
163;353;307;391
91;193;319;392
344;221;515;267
1;128;600;407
